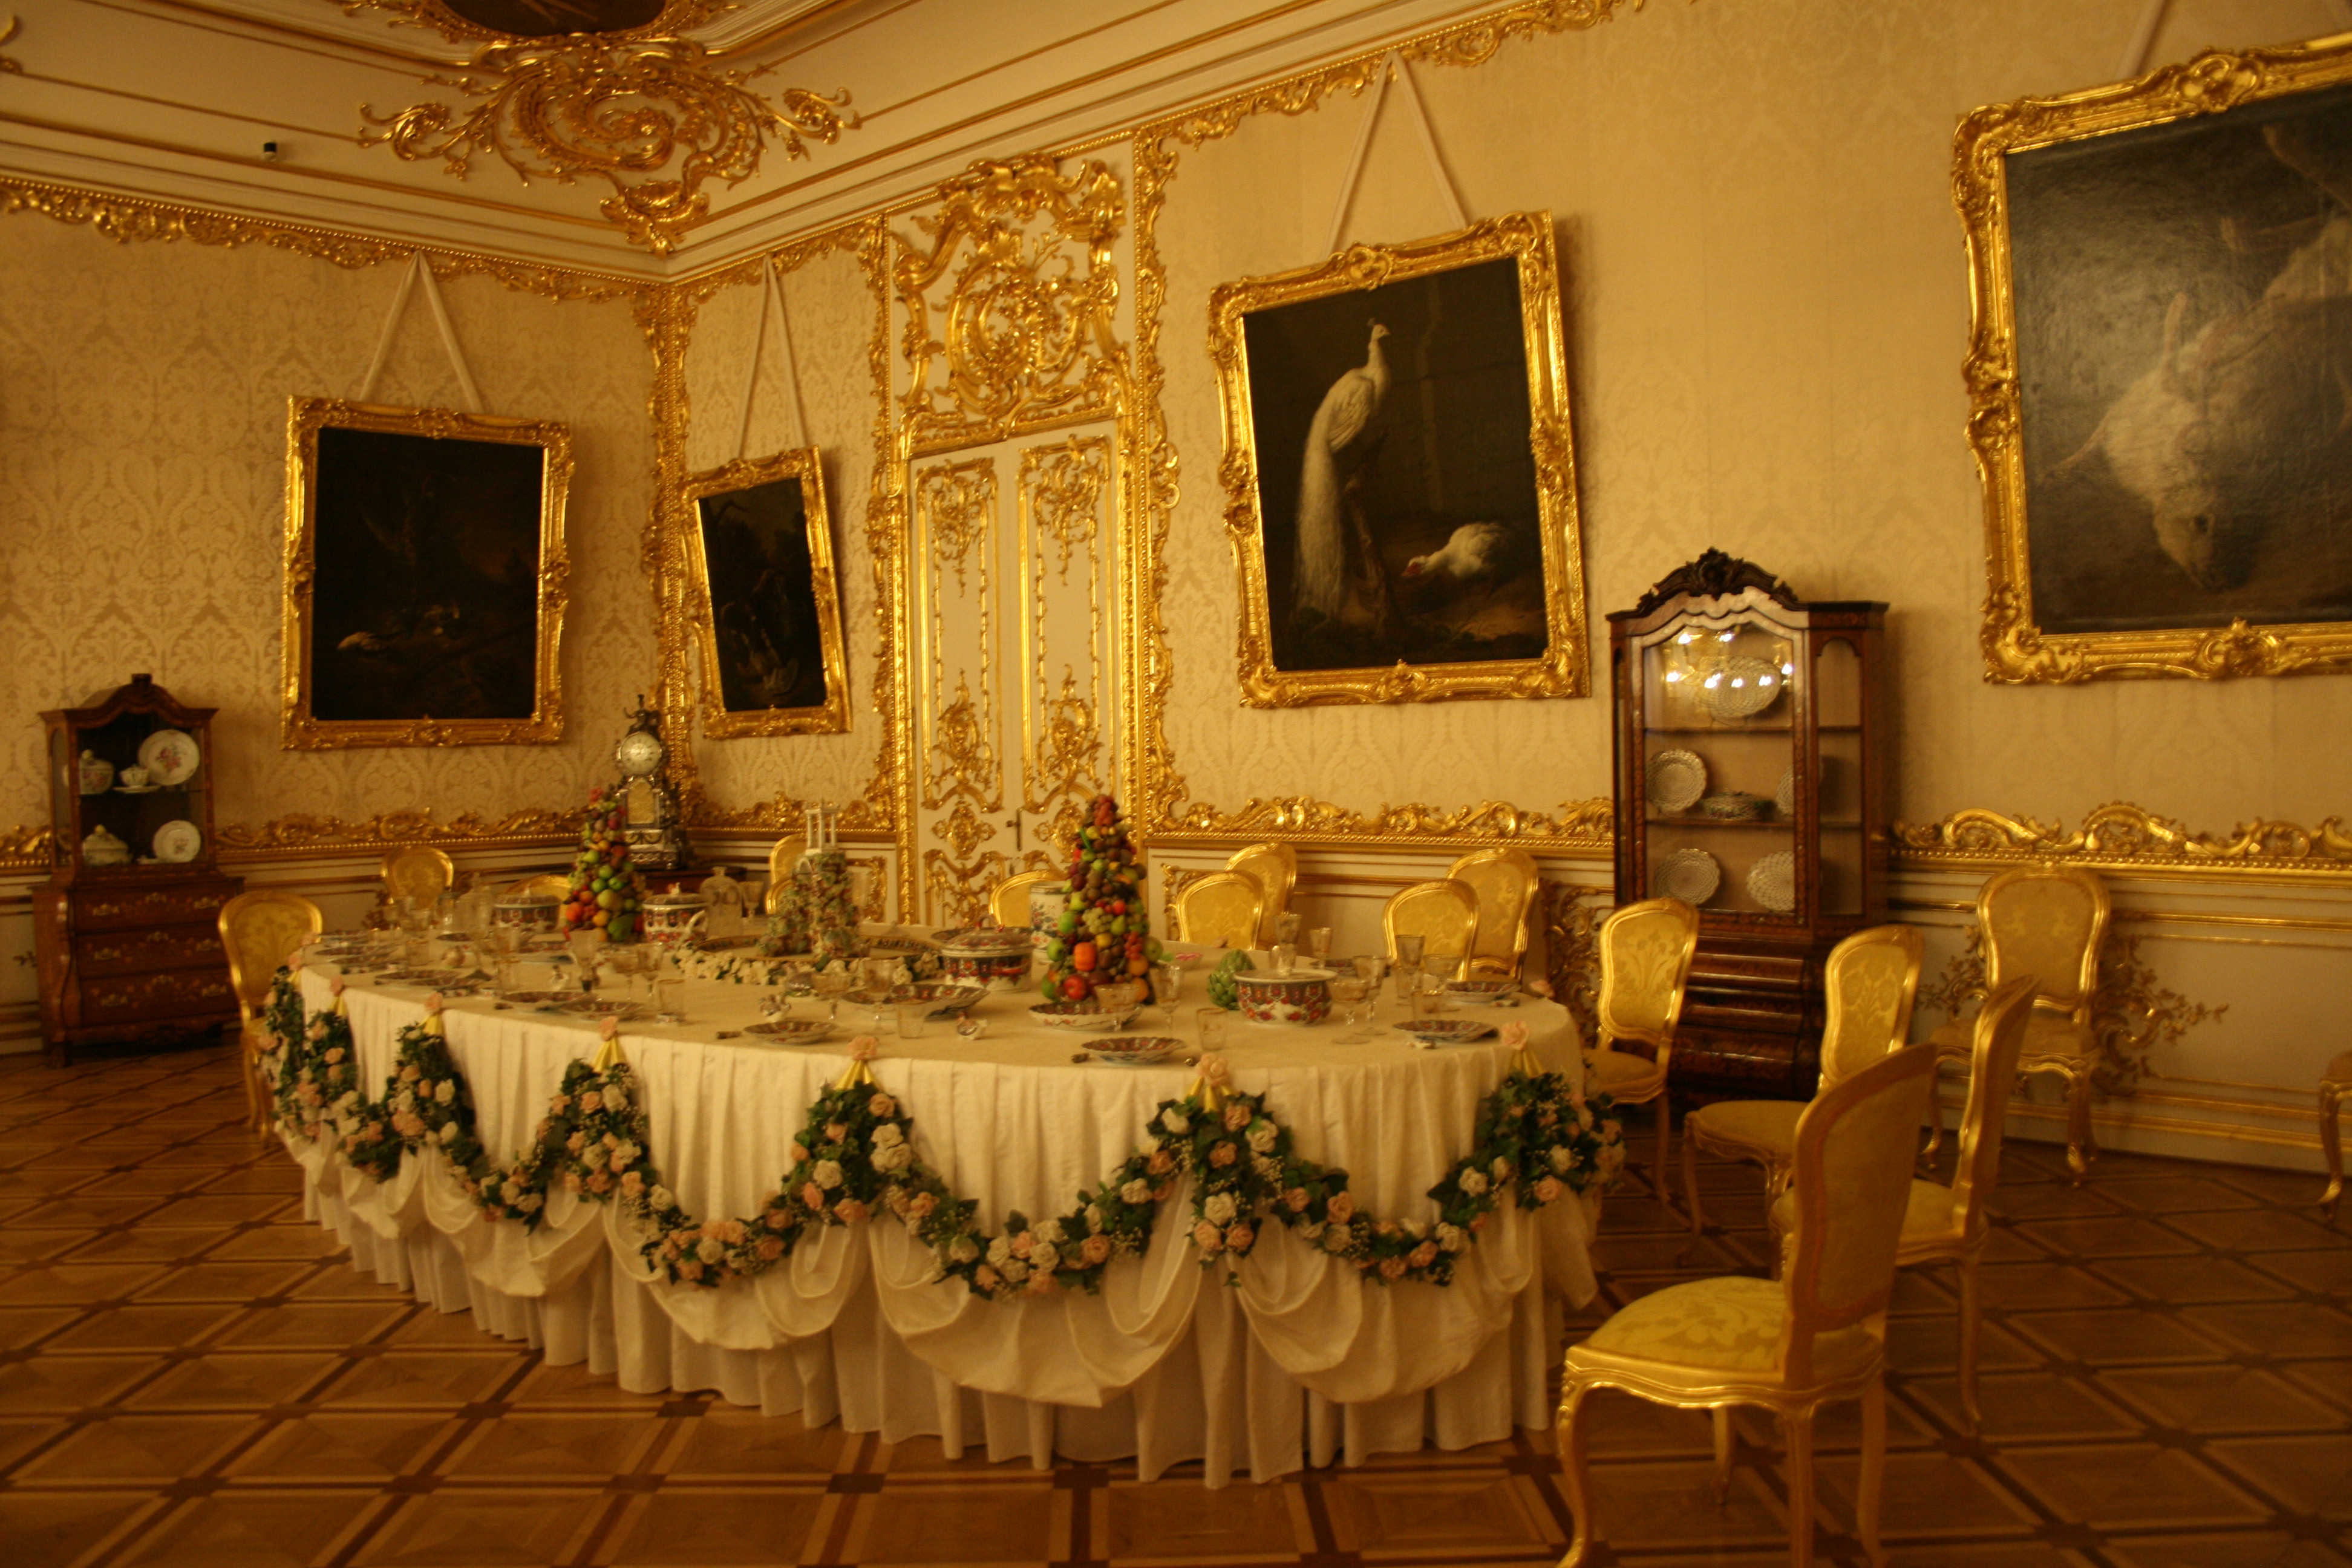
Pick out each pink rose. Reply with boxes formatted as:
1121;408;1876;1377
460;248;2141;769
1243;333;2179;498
1471;1212;1489;1232
1327;1192;1356;1223
1080;1234;1111;1264
975;1264;1000;1291
1284;1187;1310;1212
1223;1102;1250;1131
621;1171;644;1197
1146;1149;1174;1175
1010;1231;1034;1258
1192;1220;1223;1253
1379;1256;1408;1281
1026;1270;1058;1295
1210;1143;1237;1167
551;1094;570;1114
789;1143;809;1164
825;1123;848;1144
1225;1223;1254;1252
586;1172;611;1194
756;1236;785;1261
906;1191;937;1219
1408;1241;1438;1269
1498;1021;1529;1052
802;1183;825;1209
869;1094;897;1118
1534;1175;1563;1204
848;1035;878;1063
678;1258;702;1281
835;1199;869;1224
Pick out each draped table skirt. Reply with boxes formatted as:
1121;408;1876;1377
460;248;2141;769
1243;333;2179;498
291;968;1598;1485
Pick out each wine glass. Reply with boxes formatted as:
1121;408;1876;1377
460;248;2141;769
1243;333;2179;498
812;965;852;1021
1393;933;1425;971
565;929;604;991
1329;976;1368;1028
1274;912;1302;949
1305;927;1333;970
1150;961;1183;1021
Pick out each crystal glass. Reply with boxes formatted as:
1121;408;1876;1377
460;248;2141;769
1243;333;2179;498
1305;927;1332;967
812;966;851;1020
1353;954;1385;989
1391;959;1420;1005
1195;1007;1228;1054
1271;942;1297;975
655;976;685;1023
1425;948;1463;984
1329;976;1368;1027
566;929;604;990
1393;933;1425;970
1150;961;1182;1017
895;1002;927;1039
1274;912;1302;947
1413;973;1448;1020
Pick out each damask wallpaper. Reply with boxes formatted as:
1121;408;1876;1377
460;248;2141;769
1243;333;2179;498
1145;0;2352;837
0;218;658;844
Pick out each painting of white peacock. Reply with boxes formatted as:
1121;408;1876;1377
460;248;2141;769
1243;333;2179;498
1210;213;1588;705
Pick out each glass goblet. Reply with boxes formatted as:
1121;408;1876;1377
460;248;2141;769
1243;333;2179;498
1274;912;1303;949
1393;933;1426;971
1329;976;1368;1028
1305;927;1333;968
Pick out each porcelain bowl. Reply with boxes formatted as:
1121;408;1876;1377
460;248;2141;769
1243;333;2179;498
1233;968;1333;1027
492;896;562;933
1087;1034;1184;1066
1030;1001;1140;1033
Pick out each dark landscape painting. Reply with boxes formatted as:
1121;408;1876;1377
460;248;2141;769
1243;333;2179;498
1241;255;1547;673
695;475;832;713
309;426;546;722
2010;79;2352;635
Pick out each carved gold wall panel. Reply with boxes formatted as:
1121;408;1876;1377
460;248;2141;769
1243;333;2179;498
1018;436;1114;864
1893;803;2352;884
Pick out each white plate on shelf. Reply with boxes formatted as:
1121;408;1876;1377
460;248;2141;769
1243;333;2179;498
152;820;202;863
1655;848;1721;906
139;730;200;787
1644;750;1707;814
1698;657;1785;720
1748;850;1797;913
1774;768;1796;816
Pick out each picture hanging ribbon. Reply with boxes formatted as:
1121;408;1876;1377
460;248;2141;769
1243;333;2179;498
356;249;484;413
1324;50;1469;259
734;259;809;459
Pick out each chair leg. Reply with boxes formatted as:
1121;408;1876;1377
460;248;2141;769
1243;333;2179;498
2321;1081;2347;1224
1922;1072;1950;1162
1710;1405;1733;1504
2062;1064;2097;1183
1857;1379;1887;1567
1653;1093;1674;1208
1556;1385;1597;1567
1782;1404;1817;1568
241;1033;270;1138
1683;1125;1708;1236
1956;1252;1984;1435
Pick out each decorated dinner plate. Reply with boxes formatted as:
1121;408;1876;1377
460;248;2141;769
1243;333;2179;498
746;1018;834;1044
138;729;201;786
1697;656;1785;720
560;997;644;1019
1442;978;1518;1004
1644;749;1707;814
379;967;467;988
888;982;985;1016
1088;1035;1184;1066
686;935;763;953
1775;768;1797;816
497;989;575;1005
1030;1001;1138;1033
1748;850;1798;913
1655;848;1722;906
151;820;202;863
1392;1018;1495;1046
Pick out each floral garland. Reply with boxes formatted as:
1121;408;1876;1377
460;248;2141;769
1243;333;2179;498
262;972;1623;1301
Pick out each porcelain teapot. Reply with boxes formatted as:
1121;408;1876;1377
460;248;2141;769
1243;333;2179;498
77;751;114;795
81;824;130;867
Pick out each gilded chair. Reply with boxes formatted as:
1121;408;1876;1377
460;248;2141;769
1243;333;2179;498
1173;871;1263;950
1781;974;2038;1433
218;890;323;1136
1446;846;1540;979
382;844;455;911
499;872;570;901
764;831;806;916
1382;879;1481;982
1924;866;2109;1180
1585;897;1702;1202
2321;1050;2351;1223
1225;841;1296;947
1684;924;1923;1237
1557;1043;1938;1568
991;869;1060;930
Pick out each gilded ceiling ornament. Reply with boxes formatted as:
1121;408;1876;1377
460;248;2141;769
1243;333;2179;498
893;156;1125;452
0;16;22;74
348;0;855;255
1893;803;2352;879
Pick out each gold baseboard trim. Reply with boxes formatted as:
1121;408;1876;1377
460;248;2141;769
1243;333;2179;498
1938;1088;2324;1155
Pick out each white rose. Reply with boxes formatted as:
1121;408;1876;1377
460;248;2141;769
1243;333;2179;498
696;1238;725;1264
1491;1157;1511;1181
650;1185;676;1210
1301;1221;1325;1242
1253;1155;1281;1182
949;1236;980;1263
603;1085;629;1114
1040;1219;1065;1244
1160;1108;1190;1135
987;1235;1013;1265
1246;1124;1276;1154
999;1257;1030;1283
435;1080;455;1105
874;1143;912;1173
872;1122;904;1148
517;1192;543;1214
394;1089;416;1114
612;1140;640;1166
1436;1222;1467;1253
1119;1178;1151;1206
1031;1241;1060;1272
1402;1218;1426;1240
1458;1169;1488;1197
1203;1192;1238;1224
1085;1204;1105;1233
438;1123;459;1145
812;1160;844;1191
1549;1146;1575;1174
1321;1223;1352;1252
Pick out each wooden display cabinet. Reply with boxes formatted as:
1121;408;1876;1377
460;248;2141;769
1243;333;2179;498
1608;553;1888;1102
33;675;243;1066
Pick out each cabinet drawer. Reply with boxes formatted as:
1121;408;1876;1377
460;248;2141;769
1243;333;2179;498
76;925;226;978
73;884;235;932
77;967;235;1024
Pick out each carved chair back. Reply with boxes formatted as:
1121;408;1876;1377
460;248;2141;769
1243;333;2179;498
381;845;454;910
990;869;1058;931
1950;975;2042;1241
1446;847;1540;979
1980;866;2108;1024
1819;924;1926;1094
1382;879;1481;981
1174;872;1264;950
1225;841;1297;946
1593;897;1700;1055
217;891;323;1021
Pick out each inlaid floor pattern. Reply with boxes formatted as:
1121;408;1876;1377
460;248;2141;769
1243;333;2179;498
1;1045;2348;1567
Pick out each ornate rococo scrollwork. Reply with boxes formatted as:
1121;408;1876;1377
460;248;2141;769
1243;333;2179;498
214;806;587;854
1894;803;2352;878
1956;36;2352;683
1539;880;1602;1051
1155;795;1614;853
893;156;1125;453
1629;548;1798;618
349;0;855;255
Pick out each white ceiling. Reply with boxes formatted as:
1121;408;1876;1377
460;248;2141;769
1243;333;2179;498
0;0;1522;276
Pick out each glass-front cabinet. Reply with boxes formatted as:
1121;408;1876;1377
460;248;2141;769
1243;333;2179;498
1609;553;1887;1100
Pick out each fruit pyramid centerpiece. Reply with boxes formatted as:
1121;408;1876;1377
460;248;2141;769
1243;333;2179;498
762;848;863;964
561;787;645;941
1039;794;1160;1005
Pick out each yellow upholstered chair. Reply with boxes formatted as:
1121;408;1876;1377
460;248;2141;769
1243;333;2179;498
1924;866;2109;1181
218;890;323;1136
1683;924;1923;1236
382;844;454;910
1381;879;1481;982
499;872;570;901
991;869;1059;930
1446;846;1540;979
1173;872;1263;950
1556;1043;1938;1568
763;832;806;915
1225;841;1296;947
2319;1051;2351;1223
1585;897;1702;1201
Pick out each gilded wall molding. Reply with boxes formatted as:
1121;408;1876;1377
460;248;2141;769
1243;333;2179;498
1893;803;2352;882
213;806;585;857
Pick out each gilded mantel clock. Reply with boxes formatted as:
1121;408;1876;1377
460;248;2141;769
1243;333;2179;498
614;697;688;872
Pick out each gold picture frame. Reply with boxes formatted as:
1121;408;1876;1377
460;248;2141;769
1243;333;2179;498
281;397;570;749
1958;36;2352;683
1209;211;1587;707
680;448;851;738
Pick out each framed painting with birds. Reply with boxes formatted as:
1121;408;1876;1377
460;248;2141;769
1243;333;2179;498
1959;34;2352;681
1209;211;1587;706
678;448;850;738
280;397;571;749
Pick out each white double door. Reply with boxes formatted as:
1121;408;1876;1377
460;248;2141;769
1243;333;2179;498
907;424;1123;928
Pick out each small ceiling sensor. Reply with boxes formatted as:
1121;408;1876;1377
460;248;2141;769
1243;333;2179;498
262;142;280;162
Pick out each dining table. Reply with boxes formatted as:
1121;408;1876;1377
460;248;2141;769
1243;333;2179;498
286;947;1600;1486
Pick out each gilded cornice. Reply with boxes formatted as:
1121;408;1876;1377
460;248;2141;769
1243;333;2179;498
1153;797;1615;855
213;806;586;857
1892;803;2352;883
0;174;647;303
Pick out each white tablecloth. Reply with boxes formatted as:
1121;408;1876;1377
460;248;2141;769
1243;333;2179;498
289;964;1596;1485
